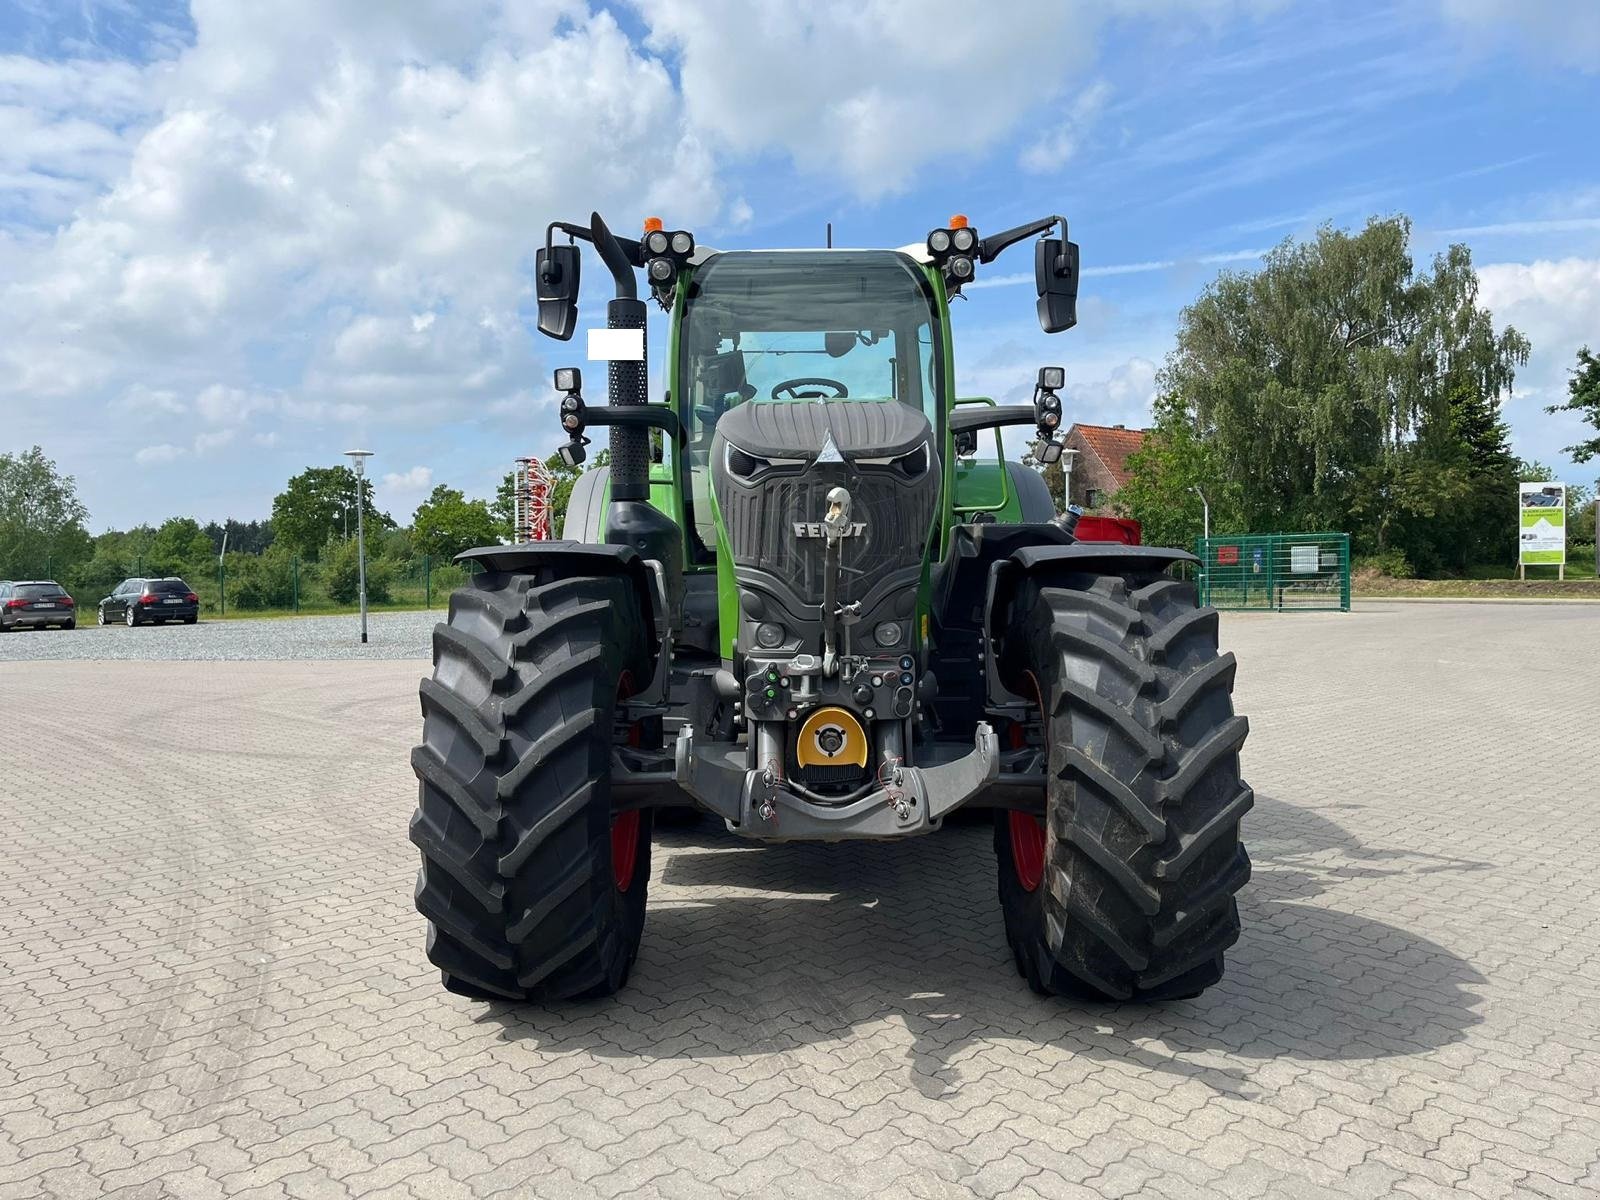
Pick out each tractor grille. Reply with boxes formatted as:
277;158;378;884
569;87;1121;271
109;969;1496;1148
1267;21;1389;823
718;463;938;605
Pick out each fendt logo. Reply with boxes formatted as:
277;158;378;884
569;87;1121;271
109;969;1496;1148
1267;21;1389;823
793;522;866;538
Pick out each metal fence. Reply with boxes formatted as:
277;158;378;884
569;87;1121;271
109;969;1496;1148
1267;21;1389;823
1195;533;1350;612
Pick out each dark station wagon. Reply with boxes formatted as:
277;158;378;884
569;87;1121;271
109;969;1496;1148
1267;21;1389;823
98;577;200;626
0;580;77;630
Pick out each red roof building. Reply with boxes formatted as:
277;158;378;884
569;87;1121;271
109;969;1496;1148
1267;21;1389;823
1062;423;1147;511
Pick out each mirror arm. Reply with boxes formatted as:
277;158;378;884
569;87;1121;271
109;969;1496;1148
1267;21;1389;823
580;404;684;445
542;219;646;287
978;215;1064;265
950;405;1038;433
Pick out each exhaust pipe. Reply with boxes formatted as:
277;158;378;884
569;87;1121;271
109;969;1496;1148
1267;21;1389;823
590;212;649;503
588;211;683;631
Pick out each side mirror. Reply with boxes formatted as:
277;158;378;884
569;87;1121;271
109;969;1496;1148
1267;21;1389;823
699;350;748;400
1035;238;1079;333
536;244;581;341
824;331;857;359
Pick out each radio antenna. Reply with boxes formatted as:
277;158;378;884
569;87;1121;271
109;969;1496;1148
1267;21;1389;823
826;222;832;249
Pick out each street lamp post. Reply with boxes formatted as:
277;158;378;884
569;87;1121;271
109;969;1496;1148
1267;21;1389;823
344;450;373;644
1192;485;1211;541
1059;448;1079;514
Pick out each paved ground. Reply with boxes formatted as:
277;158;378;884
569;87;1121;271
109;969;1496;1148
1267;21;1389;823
0;611;436;662
2;601;1598;1198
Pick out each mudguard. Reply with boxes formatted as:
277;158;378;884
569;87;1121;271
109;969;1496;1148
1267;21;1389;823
455;541;662;653
991;542;1197;631
1009;542;1196;573
981;541;1200;709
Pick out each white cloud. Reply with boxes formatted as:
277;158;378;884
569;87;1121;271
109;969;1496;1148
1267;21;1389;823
0;55;157;224
134;443;185;466
1477;257;1600;464
1439;1;1600;72
1020;81;1113;175
1067;357;1161;429
382;466;434;492
193;428;236;455
637;0;1279;198
377;465;436;513
1434;217;1600;238
0;4;724;446
638;0;1107;197
194;384;277;425
120;383;185;416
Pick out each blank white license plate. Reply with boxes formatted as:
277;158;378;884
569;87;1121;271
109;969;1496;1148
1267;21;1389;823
164;598;182;604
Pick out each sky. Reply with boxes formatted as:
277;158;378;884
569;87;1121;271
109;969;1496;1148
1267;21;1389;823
2;0;1598;530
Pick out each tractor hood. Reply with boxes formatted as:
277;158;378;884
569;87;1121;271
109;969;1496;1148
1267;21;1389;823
713;398;931;463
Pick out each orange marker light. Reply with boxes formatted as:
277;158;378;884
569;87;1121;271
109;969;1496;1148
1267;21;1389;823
643;216;664;232
949;214;969;229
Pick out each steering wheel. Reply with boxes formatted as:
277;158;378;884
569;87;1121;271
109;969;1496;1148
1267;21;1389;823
771;377;849;400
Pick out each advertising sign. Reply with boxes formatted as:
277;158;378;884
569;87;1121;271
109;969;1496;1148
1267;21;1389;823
1518;482;1566;566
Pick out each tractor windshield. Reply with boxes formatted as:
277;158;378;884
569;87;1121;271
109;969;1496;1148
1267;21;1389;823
679;250;944;560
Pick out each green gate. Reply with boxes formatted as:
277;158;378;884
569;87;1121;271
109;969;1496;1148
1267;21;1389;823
1195;533;1350;612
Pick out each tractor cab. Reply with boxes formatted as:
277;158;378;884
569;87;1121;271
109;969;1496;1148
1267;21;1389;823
678;250;945;565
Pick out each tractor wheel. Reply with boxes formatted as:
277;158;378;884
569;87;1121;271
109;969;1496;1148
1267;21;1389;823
409;568;654;1002
995;570;1252;1002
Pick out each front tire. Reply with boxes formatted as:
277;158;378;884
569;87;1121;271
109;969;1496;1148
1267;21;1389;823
409;568;653;1002
996;570;1251;1002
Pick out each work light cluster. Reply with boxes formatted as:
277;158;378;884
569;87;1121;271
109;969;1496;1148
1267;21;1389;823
926;215;980;289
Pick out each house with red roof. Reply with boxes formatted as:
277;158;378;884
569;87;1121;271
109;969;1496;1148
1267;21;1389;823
1062;423;1147;512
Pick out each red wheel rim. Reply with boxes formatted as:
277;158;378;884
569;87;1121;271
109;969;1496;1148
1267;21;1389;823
1009;669;1047;892
1009;811;1046;892
611;671;642;892
610;809;640;893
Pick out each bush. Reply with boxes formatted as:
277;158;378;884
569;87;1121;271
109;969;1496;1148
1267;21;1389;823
1353;548;1413;579
320;538;391;604
226;546;298;610
428;562;469;596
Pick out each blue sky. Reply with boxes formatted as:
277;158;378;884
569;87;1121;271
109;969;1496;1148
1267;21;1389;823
2;0;1598;529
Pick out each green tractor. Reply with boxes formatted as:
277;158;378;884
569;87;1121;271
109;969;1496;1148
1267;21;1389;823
409;211;1251;1004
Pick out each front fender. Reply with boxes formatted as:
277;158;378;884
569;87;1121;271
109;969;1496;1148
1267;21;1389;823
982;542;1200;707
455;541;663;654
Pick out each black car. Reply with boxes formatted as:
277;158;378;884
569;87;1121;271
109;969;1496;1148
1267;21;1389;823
98;577;199;626
0;580;78;630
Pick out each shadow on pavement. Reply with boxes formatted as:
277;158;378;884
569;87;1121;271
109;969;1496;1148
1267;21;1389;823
477;794;1487;1096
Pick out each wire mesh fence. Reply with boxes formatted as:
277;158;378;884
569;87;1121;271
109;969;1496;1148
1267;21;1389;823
1196;533;1350;612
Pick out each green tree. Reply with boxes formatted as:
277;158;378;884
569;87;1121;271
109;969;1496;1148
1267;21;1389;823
1544;346;1600;463
202;518;274;555
148;517;214;575
411;485;500;561
270;466;392;560
1134;217;1529;567
0;446;92;580
1117;399;1242;548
